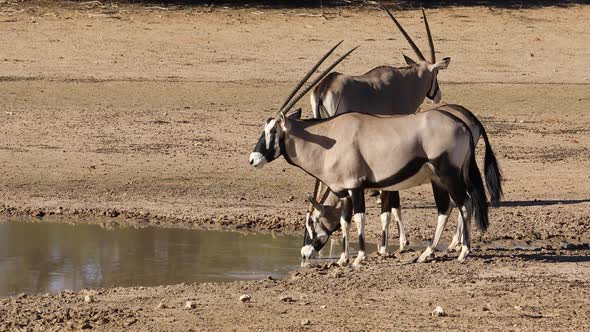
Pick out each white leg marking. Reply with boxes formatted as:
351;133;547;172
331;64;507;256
352;213;366;268
378;212;391;255
417;207;453;263
392;207;408;252
338;216;351;266
447;216;463;252
329;238;336;258
458;206;472;261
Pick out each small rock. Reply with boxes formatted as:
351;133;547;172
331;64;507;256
514;305;523;311
83;295;93;303
16;292;27;299
184;301;196;309
301;319;311;326
432;306;446;317
320;305;327;309
33;210;45;218
239;294;251;303
279;295;295;303
329;270;344;278
105;210;120;218
81;321;92;329
155;302;167;310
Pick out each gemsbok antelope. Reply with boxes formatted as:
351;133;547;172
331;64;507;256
249;46;489;268
303;104;503;263
303;3;503;256
310;3;450;119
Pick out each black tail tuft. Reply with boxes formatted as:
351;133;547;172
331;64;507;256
466;137;489;233
474;116;504;207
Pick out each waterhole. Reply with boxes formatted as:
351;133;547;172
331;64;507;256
0;220;305;297
2;220;578;297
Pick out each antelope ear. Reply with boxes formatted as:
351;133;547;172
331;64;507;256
288;108;302;120
402;53;417;65
306;193;325;214
428;57;451;71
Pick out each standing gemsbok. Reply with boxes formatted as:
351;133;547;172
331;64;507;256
311;2;450;119
303;104;503;263
249;44;489;268
303;3;503;256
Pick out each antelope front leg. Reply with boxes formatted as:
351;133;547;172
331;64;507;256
377;191;392;256
337;197;353;266
393;207;408;252
352;212;366;268
390;191;409;252
329;237;337;258
378;211;391;255
338;216;351;266
349;189;366;268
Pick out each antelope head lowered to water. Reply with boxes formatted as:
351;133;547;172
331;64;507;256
249;45;489;268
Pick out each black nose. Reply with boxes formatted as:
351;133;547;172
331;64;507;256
249;158;253;165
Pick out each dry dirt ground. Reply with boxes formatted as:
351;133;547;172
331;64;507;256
0;1;589;330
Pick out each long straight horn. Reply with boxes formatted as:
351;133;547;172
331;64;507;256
422;8;435;63
307;179;322;213
281;46;358;115
277;41;343;116
378;1;425;62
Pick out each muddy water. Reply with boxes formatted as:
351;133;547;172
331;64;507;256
0;220;307;297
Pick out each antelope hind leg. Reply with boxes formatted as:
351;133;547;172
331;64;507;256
457;206;472;261
418;183;452;263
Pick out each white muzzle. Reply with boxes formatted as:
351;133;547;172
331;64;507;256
301;245;318;259
249;152;266;168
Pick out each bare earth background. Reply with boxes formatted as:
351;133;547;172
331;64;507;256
0;1;589;331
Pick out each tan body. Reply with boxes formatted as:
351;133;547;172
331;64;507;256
283;110;471;196
311;64;436;119
306;105;496;261
319;105;480;200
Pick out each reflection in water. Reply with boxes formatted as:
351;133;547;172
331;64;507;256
0;221;302;297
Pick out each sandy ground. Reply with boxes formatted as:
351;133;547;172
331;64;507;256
2;247;590;331
1;1;590;330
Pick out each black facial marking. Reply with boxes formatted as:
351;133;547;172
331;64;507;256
427;79;440;100
253;122;278;162
311;237;325;252
308;217;317;239
303;227;310;246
